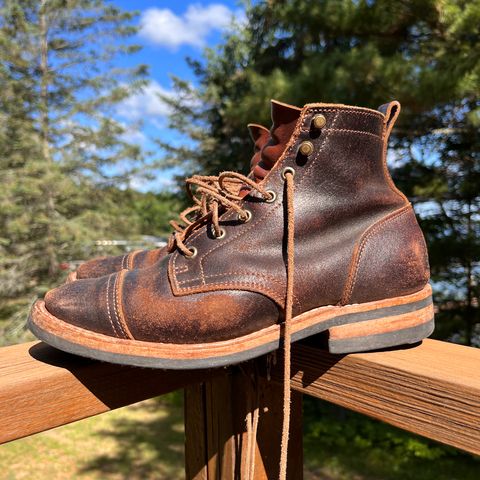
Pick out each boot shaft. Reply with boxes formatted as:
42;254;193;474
169;100;429;313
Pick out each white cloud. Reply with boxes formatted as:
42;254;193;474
120;125;147;145
117;81;172;121
140;4;234;49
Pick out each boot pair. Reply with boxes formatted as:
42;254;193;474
29;99;434;369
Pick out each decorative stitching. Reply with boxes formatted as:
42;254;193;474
326;128;382;140
177;270;301;307
121;254;128;270
105;274;120;338
304;105;383;119
113;270;133;339
112;272;129;339
127;251;136;270
175;264;189;274
176;281;287;307
341;205;412;305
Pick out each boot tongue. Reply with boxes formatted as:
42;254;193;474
252;100;302;182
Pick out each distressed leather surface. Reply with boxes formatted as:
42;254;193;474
169;103;421;316
45;101;431;343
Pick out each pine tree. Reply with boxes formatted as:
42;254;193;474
0;0;148;337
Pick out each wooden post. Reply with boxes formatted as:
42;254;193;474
184;358;303;480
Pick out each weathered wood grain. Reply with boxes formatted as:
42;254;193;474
274;338;480;456
184;364;303;480
0;341;214;444
1;337;479;459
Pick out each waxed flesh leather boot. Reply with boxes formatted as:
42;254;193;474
70;123;271;281
29;100;433;369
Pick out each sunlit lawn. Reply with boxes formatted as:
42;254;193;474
0;394;185;480
1;392;478;480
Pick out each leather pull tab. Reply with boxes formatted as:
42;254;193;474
247;123;270;142
378;100;401;140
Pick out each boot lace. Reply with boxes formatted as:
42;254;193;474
167;171;275;256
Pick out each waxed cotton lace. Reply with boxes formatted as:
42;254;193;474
168;175;220;235
168;170;295;480
167;171;274;256
279;169;294;480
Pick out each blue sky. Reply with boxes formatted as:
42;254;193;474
110;1;244;190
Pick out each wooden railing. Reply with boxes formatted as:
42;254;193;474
1;338;479;478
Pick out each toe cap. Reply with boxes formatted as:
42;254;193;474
45;275;122;338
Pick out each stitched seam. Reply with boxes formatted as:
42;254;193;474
178;271;288;285
342;205;412;304
175;265;189;274
121;254;128;270
112;272;129;339
114;270;133;339
127;251;137;270
177;281;286;306
177;271;301;306
305;106;383;119
105;274;120;338
326;128;382;140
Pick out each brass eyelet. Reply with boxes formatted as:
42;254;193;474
298;140;314;156
238;209;252;223
281;167;295;180
186;247;198;259
265;190;277;203
312;114;326;129
214;227;226;239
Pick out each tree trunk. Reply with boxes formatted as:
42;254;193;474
39;1;58;277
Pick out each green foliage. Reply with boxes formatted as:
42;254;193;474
162;0;480;344
0;0;152;337
303;397;480;480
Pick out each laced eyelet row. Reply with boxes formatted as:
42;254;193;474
184;188;279;257
238;209;252;223
265;190;276;203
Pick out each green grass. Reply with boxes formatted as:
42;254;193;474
0;393;185;480
1;392;478;479
303;397;480;480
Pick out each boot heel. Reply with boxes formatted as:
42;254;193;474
327;290;435;354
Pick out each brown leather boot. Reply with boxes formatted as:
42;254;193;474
70;122;271;281
29;100;433;370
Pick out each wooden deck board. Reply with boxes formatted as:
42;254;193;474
0;341;213;444
278;338;480;455
0;338;479;455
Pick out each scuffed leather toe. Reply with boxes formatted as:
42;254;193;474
45;275;118;337
76;254;126;279
121;258;281;343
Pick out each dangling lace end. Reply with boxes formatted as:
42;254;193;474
279;169;295;480
243;364;261;480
